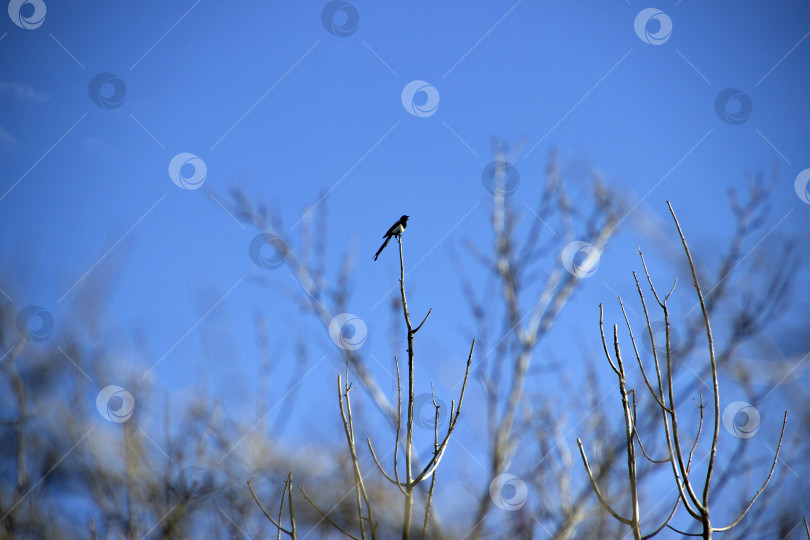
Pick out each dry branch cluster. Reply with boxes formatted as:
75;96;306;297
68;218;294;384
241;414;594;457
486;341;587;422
577;203;787;540
0;152;804;539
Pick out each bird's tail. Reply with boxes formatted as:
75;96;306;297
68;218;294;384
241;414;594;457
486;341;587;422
373;235;391;261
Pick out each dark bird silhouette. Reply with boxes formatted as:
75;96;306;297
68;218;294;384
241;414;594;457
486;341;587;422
373;215;409;261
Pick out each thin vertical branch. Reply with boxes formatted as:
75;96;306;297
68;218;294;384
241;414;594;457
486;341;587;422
612;325;641;540
287;472;297;540
666;202;720;515
338;373;376;539
248;478;296;538
398;234;416;540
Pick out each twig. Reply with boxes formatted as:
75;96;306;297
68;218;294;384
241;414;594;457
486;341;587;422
711;411;787;532
575;439;631;526
299;487;360;540
667;201;720;511
248;478;294;537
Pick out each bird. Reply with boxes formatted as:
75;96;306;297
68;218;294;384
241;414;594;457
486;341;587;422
373;215;409;261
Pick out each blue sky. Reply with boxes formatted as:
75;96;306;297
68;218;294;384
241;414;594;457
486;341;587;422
2;0;809;535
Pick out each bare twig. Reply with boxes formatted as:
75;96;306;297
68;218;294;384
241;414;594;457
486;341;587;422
711;411;787;532
299;487;360;540
248;478;294;538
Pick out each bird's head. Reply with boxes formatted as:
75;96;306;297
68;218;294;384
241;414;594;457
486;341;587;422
401;215;409;223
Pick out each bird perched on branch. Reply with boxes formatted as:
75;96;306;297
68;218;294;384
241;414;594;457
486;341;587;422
373;215;409;261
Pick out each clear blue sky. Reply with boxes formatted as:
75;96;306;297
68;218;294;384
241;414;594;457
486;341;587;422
2;0;808;534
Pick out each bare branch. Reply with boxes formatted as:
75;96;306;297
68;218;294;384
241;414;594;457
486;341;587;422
629;391;668;464
685;395;705;474
575;439;631;526
619;296;668;411
641;494;681;539
413;308;433;334
248;479;293;537
665;524;703;536
667;201;720;510
299;487;360;540
712;411;788;532
366;439;407;493
599;305;620;376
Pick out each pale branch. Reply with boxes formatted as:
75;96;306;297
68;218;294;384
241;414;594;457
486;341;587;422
337;373;375;539
629;391;669;464
633;260;702;521
598;305;620;376
575;439;631;526
711;411;787;532
392;356;406;495
366;440;407;493
667;201;720;510
685;395;705;474
287;473;297;540
412;342;473;484
420;388;441;540
641;494;681;540
618;296;668;411
278;474;289;540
